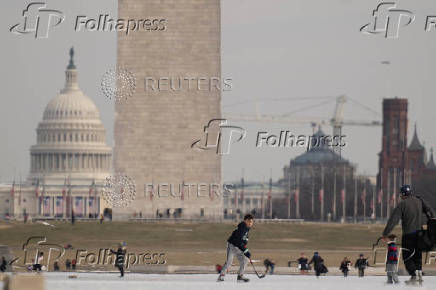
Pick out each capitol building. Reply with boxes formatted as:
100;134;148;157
0;48;112;219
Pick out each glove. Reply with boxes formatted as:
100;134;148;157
243;249;251;259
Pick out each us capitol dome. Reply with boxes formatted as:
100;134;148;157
28;47;112;186
0;48;112;219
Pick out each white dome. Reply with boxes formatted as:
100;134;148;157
43;90;100;121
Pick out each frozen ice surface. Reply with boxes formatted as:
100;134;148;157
40;273;436;290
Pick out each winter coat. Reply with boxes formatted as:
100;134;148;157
383;196;434;236
227;222;250;252
111;248;126;266
309;254;324;270
339;261;351;272
298;257;309;270
386;241;398;264
355;258;368;270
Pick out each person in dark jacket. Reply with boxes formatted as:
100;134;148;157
0;257;7;272
309;252;327;277
263;259;275;274
218;214;254;283
111;243;127;277
298;253;309;274
339;257;351;277
382;184;435;285
384;234;399;284
354;254;368;277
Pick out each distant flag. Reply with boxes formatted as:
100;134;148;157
361;188;367;204
319;189;324;203
390;193;395;207
10;180;15;200
377;188;383;204
294;188;299;206
370;199;374;211
35;179;40;198
341;189;345;204
43;196;50;216
56;197;63;216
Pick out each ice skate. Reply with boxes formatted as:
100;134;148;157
417;270;423;283
217;275;225;282
237;275;249;283
405;276;418;286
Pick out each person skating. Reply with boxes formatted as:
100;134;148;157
309;252;327;277
298;253;309;274
384;234;400;284
111;242;127;277
217;214;254;283
263;259;275;275
339;257;351;277
354;254;368;277
0;257;6;272
382;184;435;285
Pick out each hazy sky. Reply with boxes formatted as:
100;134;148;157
2;0;436;183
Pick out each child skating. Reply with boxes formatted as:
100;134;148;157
384;234;400;284
217;214;254;283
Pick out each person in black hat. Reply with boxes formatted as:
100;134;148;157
382;184;435;285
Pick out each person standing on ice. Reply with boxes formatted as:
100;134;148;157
309;252;327;277
297;253;309;274
339;257;351;277
111;242;127;277
354;254;368;277
384;234;399;284
382;184;434;285
217;214;254;283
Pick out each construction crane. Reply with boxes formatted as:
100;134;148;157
224;95;382;133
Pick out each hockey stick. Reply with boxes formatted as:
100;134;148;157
249;259;266;278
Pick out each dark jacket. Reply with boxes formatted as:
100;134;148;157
228;222;250;252
355;258;368;269
386;241;398;264
298;257;309;270
309;254;324;269
383;196;434;236
340;260;351;272
111;248;126;266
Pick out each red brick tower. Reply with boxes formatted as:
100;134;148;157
377;98;410;216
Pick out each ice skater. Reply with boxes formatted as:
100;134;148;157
217;214;254;283
354;254;368;277
309;252;327;278
297;253;309;274
384;234;399;284
263;259;275;275
382;184;435;285
339;257;351;277
111;242;127;277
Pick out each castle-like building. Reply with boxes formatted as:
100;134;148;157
0;48;112;218
377;98;436;216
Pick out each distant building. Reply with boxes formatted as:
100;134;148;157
0;48;112;219
377;98;436;216
282;128;356;221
